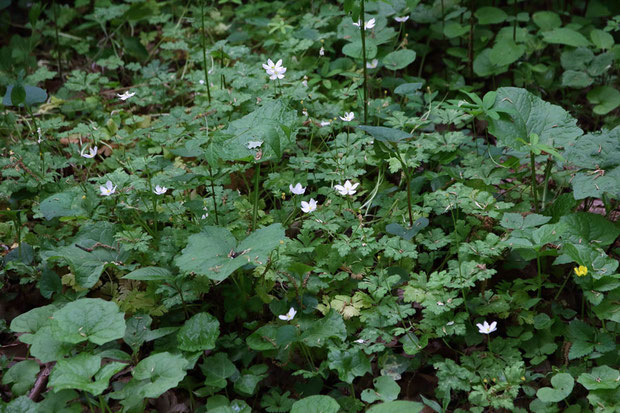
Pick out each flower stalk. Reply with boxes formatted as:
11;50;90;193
359;0;368;124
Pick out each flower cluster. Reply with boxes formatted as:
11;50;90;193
353;18;376;30
262;59;287;80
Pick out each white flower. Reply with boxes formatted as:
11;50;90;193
289;183;306;195
334;180;360;196
302;79;308;87
302;109;309;117
278;307;297;321
37;127;43;144
395;16;409;23
300;198;318;213
247;140;263;149
153;185;167;195
354;338;365;344
199;79;205;85
99;180;117;196
319;46;325;56
340;112;355;122
446;321;455;326
319;120;331;127
262;58;286;80
366;59;379;69
117;91;135;101
80;146;97;159
476;321;497;334
353;18;376;30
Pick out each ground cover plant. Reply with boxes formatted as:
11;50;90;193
1;0;619;411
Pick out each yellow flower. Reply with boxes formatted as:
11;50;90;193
574;265;588;277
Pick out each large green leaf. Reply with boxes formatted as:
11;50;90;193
49;354;125;396
175;223;285;281
211;100;298;162
3;84;47;106
327;348;371;383
38;189;87;220
200;353;238;389
560;212;620;247
488;87;583;151
177;312;220;352
536;373;574;403
300;310;346;347
40;222;128;288
1;360;39;396
475;6;507;25
357;125;412;144
564;126;620;200
542;28;591;47
342;38;378;60
361;376;401;403
587;86;620;115
291;395;340;413
50;298;126;345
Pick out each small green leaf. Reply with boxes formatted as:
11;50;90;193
532;11;562;31
1;360;40;396
475;7;507;25
587;86;620;115
361;376;401;403
590;29;614;50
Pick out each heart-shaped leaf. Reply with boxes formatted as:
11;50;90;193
536;373;574;403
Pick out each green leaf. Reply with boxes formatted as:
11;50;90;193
124;314;152;354
128;352;188;398
561;70;593;89
291;395;340;413
587;86;620;115
342;39;377;60
590;29;614;50
39;189;87;220
2;396;38;413
200;353;238;389
489;87;583;151
542;28;591;47
475;7;507;25
366;401;425;413
382;49;416;71
50;298;126;345
394;82;423;96
10;304;58;342
175;223;284;281
327;348;371;383
489;39;525;67
300;310;347;347
1;360;39;396
361;376;401;403
443;21;469;38
3;84;47;106
578;366;620;390
49;354;125;396
536;373;574;403
532;11;562;31
385;218;429;241
37;390;81;413
122;266;173;281
559;212;620;247
213;100;298;162
247;324;278;351
40;222;129;288
358;125;412;144
177;312;220;352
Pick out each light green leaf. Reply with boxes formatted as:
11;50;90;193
475;7;507;25
542;28;591;47
122;266;172;281
489;87;583;151
3;84;47;106
587;86;620;115
382;49;416;71
291;395;340;413
490;39;525;67
50;298;126;345
39;189;87;220
536;373;574;403
532;11;561;30
590;29;614;50
327;348;371;383
361;376;401;403
130;352;188;398
561;70;593;89
200;353;238;389
177;312;220;352
342;39;377;60
358;125;412;144
1;360;39;396
300;310;346;347
578;366;620;390
49;354;125;395
175;223;284;281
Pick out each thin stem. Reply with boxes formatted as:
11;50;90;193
360;0;368;124
553;271;572;301
513;0;517;41
200;0;211;103
536;254;543;298
541;156;553;211
252;162;261;231
208;166;219;224
530;152;539;212
394;149;413;227
53;0;63;79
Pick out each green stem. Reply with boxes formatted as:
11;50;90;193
53;0;63;79
360;0;368;124
208;166;219;224
540;156;553;211
394;149;413;227
536;254;543;298
252;162;261;231
553;271;572;301
200;0;211;103
530;152;539;212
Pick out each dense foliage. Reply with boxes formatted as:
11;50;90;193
1;0;619;412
